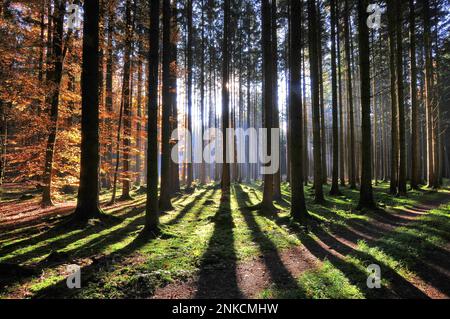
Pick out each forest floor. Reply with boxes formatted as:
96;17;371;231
0;181;449;299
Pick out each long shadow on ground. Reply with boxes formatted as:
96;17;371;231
194;196;242;298
239;184;450;298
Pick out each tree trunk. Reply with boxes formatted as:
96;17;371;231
261;0;275;210
423;0;437;188
159;0;174;210
317;3;327;185
271;0;281;200
145;0;160;232
396;0;407;195
308;0;324;203
119;0;133;201
73;0;103;221
186;0;194;189
343;0;356;189
170;2;180;194
357;0;376;209
38;0;46;83
289;0;309;223
301;46;309;186
136;38;143;186
344;0;356;189
387;0;399;194
104;11;114;190
221;0;231;200
337;1;345;187
329;0;340;196
199;0;206;185
42;0;65;206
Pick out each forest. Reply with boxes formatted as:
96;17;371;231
0;0;449;300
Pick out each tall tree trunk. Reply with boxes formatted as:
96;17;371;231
343;0;356;189
119;0;133;201
308;0;324;203
135;38;143;186
42;0;65;206
396;0;407;195
317;3;327;185
289;0;309;223
246;3;252;183
221;0;231;200
110;83;125;204
98;0;106;190
387;0;399;194
199;0;206;185
301;46;309;186
329;0;340;195
271;0;281;200
186;0;194;189
159;0;174;210
145;0;160;232
104;11;114;190
74;0;103;221
38;0;46;83
423;0;437;188
337;1;345;187
261;0;275;210
371;33;378;186
357;0;375;209
170;1;180;193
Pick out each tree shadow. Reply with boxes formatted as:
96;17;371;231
237;184;435;299
0;203;145;265
309;192;450;296
304;227;431;298
234;184;302;292
0;192;205;292
165;187;214;226
194;196;242;299
30;229;159;298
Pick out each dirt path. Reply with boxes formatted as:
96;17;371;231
152;192;450;299
152;245;320;299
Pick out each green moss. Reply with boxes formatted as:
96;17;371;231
1;182;449;299
260;261;364;299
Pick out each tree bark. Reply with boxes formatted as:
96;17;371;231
221;0;231;200
289;0;309;223
74;0;103;221
396;0;407;195
357;0;376;209
186;0;194;189
170;1;180;194
329;0;340;196
409;0;419;189
42;0;65;206
308;0;324;203
104;11;114;190
343;0;356;189
423;0;437;188
387;0;399;194
261;0;275;210
337;1;345;187
159;0;174;210
272;0;281;200
119;0;133;201
136;36;143;186
317;3;327;185
145;0;160;231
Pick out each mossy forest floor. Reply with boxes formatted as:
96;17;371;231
0;181;449;299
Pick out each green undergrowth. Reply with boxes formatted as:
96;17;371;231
0;181;448;299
